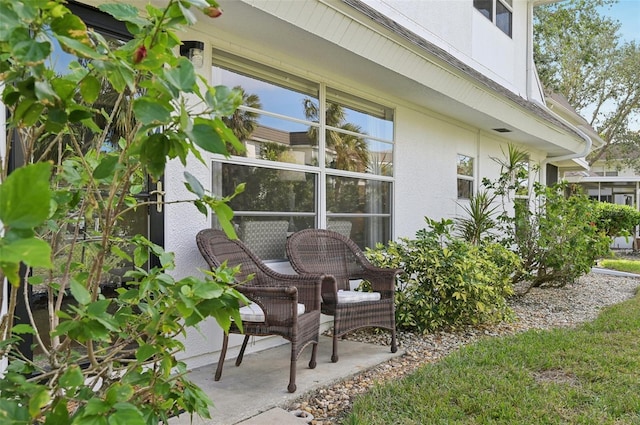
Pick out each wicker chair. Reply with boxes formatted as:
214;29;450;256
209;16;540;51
196;228;328;393
286;229;401;362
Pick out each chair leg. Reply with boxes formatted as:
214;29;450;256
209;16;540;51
331;332;339;363
308;342;318;369
235;335;250;367
390;327;398;353
214;333;229;381
288;354;297;393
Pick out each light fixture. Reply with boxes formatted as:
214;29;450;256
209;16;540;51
180;41;205;68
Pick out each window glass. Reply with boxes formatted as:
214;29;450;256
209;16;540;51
475;0;512;38
327;175;391;215
496;0;513;37
457;154;474;177
474;0;493;20
457;154;474;199
457;179;474;199
325;130;393;175
216;162;316;260
326;176;391;248
214;66;319;165
326;88;394;141
211;53;395;253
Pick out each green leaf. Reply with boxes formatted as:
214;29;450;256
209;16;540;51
107;403;145;425
11;324;35;335
70;279;91;305
0;399;29;423
28;388;51;418
59;365;84;388
106;383;134;404
133;245;149;268
184;171;205;198
0;262;19;287
11;33;51;65
80;75;101;104
0;162;51;228
55;35;102;60
164;57;196;92
50;13;89;45
111;245;133;262
192;280;223;299
139;133;170;179
133;98;172;125
186;122;226;154
98;4;148;28
0;237;52;268
93;155;119;180
0;4;20;41
84;398;110;415
135;343;158;362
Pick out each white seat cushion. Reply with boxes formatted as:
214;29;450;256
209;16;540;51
336;290;381;304
239;302;306;322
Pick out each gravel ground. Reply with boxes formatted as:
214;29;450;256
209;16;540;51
285;271;640;424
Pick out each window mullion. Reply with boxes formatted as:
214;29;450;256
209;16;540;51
318;82;327;229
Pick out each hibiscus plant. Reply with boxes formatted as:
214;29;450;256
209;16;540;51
0;0;247;423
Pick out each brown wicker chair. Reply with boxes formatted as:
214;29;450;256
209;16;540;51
196;228;328;393
286;229;401;362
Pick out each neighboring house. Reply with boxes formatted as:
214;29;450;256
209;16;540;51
2;0;604;369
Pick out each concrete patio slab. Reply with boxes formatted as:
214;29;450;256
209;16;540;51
169;335;403;425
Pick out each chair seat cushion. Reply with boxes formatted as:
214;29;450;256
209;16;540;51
336;290;381;304
239;302;306;322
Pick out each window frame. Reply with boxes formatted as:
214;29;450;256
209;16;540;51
474;0;513;37
210;52;395;255
457;154;475;200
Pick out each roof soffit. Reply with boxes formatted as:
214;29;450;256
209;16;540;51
114;0;588;157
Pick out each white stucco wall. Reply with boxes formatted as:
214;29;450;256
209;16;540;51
366;0;530;96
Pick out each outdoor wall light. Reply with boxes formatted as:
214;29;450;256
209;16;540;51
180;41;205;68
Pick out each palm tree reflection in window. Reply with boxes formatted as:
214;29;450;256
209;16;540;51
302;98;370;172
221;86;261;156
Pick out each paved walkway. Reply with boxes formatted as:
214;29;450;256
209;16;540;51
169;335;402;425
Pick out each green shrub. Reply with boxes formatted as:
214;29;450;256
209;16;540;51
594;202;640;238
508;183;612;287
366;218;521;333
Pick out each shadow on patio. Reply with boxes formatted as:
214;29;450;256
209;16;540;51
169;335;403;425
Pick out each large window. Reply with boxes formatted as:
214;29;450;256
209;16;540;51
212;51;395;259
457;154;475;199
474;0;513;37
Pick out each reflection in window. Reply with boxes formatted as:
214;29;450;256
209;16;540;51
215;162;316;260
457;154;474;199
327;176;391;248
212;51;394;251
214;64;319;166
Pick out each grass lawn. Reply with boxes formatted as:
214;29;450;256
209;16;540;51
600;258;640;274
343;292;640;424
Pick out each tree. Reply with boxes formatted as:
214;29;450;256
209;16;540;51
534;0;640;165
0;1;248;423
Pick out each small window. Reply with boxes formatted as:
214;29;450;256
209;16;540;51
457;154;474;199
474;0;513;37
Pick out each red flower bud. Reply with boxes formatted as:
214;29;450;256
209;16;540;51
203;6;222;18
133;46;147;64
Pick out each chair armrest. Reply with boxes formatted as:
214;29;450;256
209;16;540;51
237;285;299;326
360;267;402;297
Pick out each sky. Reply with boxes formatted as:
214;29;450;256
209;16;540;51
598;0;640;42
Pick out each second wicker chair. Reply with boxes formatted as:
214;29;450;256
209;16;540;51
286;229;401;363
